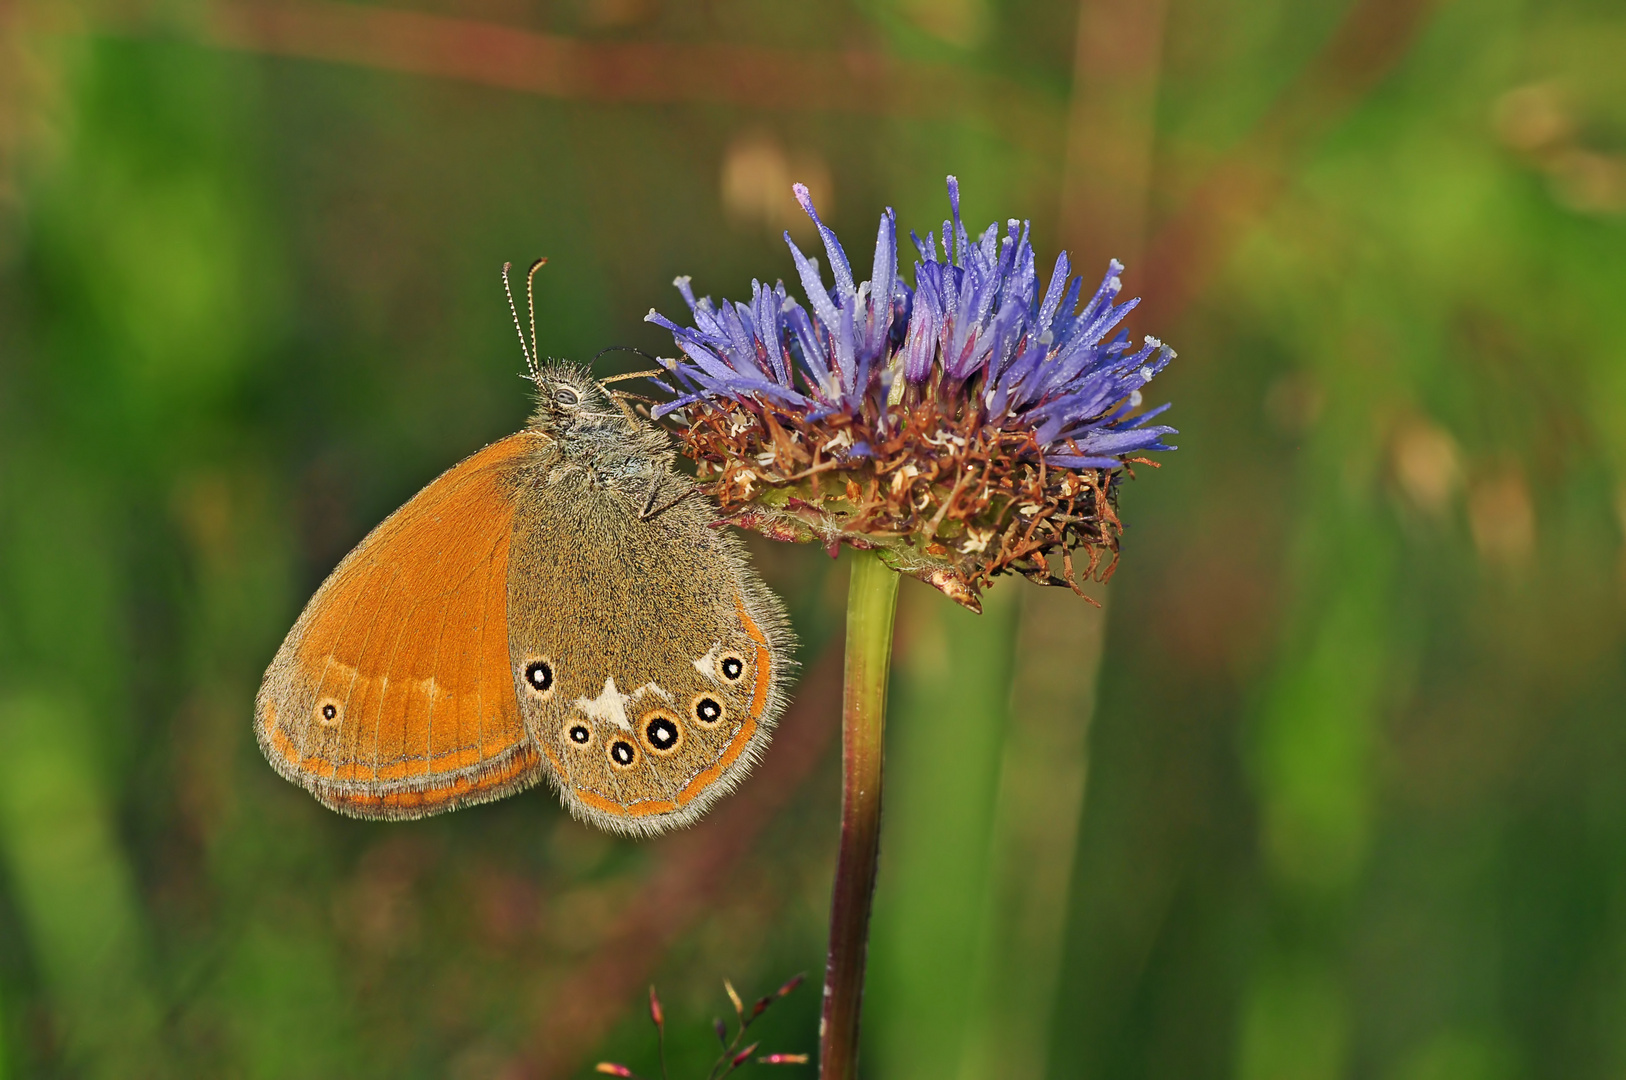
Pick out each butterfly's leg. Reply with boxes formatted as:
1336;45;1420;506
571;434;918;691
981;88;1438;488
641;484;702;522
639;476;662;519
606;389;657;423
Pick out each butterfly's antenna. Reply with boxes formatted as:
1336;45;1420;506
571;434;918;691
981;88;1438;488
588;345;667;400
502;262;540;382
525;257;547;366
591;344;665;370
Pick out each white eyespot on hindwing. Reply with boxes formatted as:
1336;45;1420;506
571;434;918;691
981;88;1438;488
521;656;555;698
692;693;725;727
717;652;747;684
608;737;639;770
574;677;635;731
638;709;683;756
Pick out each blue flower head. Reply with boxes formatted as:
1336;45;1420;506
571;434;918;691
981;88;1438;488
645;177;1176;609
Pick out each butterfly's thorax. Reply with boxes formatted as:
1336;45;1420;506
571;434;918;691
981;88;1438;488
562;429;672;484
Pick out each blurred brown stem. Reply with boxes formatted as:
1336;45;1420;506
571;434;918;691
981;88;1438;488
83;0;1059;152
819;550;900;1080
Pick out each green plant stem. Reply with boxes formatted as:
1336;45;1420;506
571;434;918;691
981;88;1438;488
819;549;901;1080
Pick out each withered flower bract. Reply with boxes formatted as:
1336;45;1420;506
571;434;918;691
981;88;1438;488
646;177;1176;610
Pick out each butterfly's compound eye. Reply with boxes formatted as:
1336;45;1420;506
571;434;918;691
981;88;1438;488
553;385;580;406
608;739;638;769
640;710;683;755
718;653;746;683
693;696;725;726
523;658;554;696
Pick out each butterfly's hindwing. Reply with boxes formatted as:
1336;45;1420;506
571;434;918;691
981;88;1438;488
506;461;794;836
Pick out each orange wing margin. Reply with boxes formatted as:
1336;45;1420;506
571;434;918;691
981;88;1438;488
255;433;545;819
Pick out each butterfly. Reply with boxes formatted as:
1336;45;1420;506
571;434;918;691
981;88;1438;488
254;262;795;836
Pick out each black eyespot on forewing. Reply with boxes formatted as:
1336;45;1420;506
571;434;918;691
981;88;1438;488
319;701;339;722
719;654;745;682
568;724;591;745
524;659;554;693
609;739;637;768
694;696;724;726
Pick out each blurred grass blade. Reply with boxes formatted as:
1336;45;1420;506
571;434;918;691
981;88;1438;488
0;691;165;1077
866;581;1021;1079
959;586;1108;1080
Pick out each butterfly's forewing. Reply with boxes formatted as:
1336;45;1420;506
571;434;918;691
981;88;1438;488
256;433;547;818
506;470;794;836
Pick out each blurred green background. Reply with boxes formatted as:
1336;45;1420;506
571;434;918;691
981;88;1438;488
1;0;1623;1077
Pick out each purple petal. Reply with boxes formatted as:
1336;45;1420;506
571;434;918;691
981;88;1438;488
794;183;855;304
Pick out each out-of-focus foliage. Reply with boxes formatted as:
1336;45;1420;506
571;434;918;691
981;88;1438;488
0;0;1622;1078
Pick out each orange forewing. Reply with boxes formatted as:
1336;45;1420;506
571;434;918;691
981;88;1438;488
256;433;545;818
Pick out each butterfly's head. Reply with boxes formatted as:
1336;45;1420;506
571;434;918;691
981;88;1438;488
528;363;619;433
527;362;674;474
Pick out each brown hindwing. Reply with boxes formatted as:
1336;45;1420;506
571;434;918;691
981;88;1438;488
506;464;795;837
255;433;547;819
